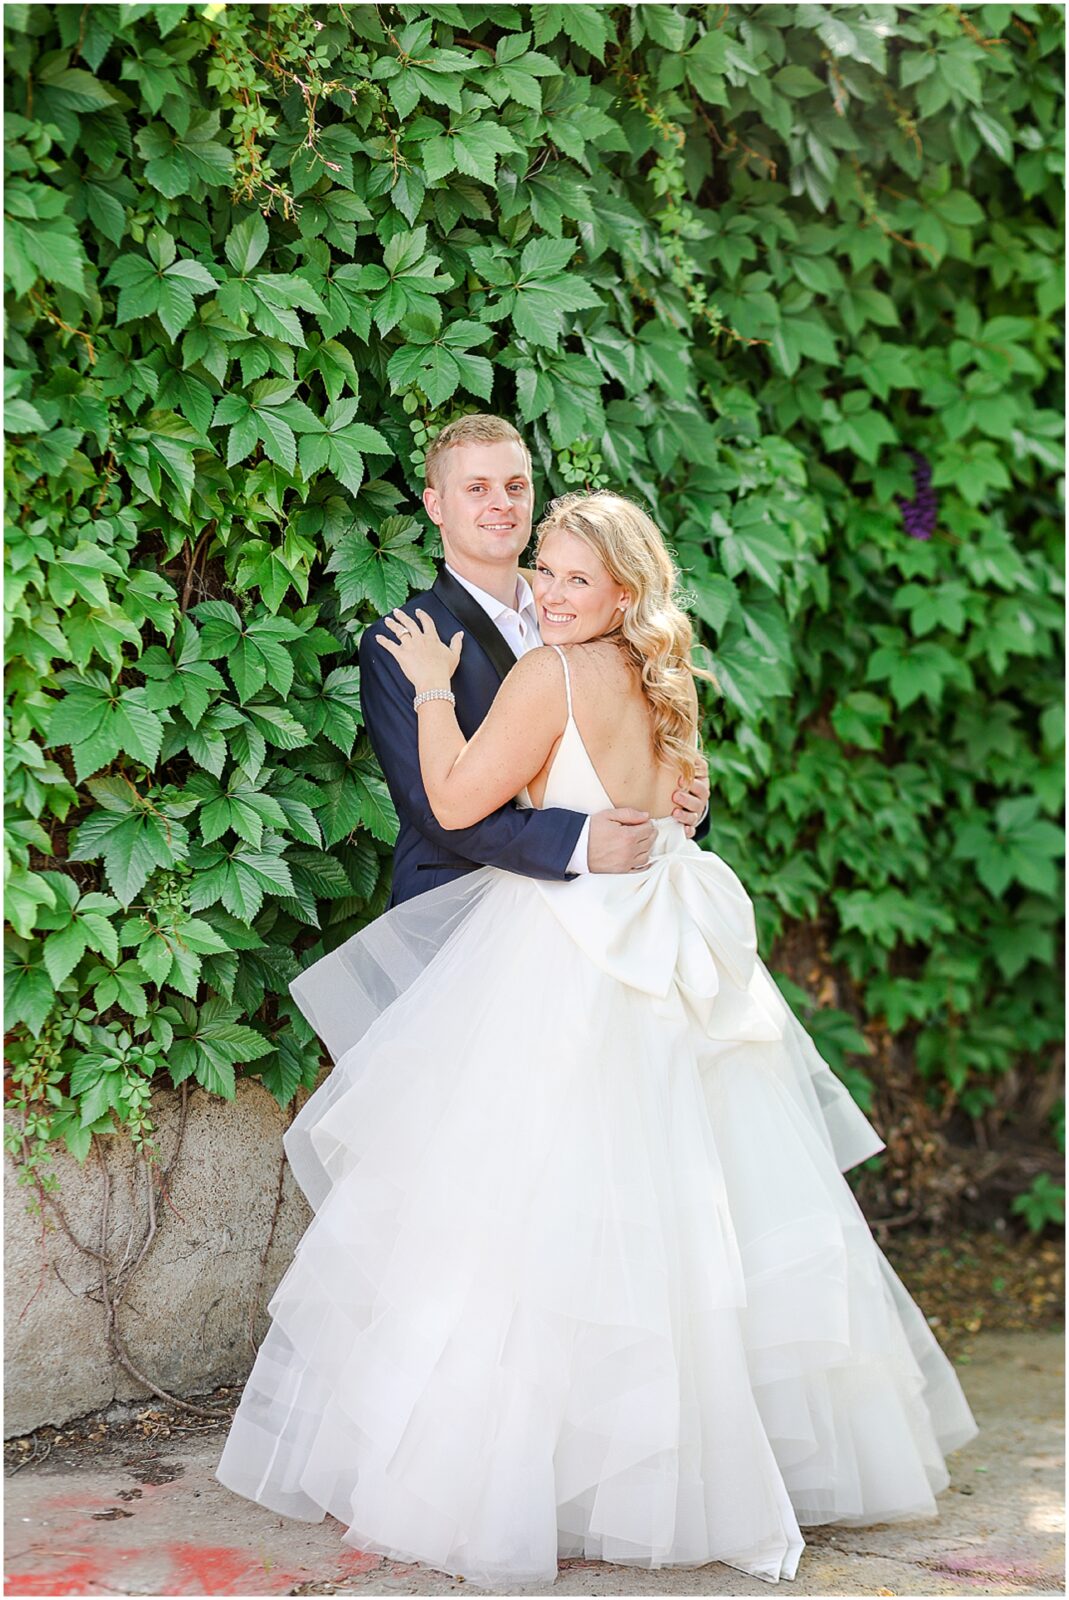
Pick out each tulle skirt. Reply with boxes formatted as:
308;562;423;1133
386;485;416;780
214;823;978;1588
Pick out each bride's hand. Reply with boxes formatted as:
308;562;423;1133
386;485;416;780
375;608;464;692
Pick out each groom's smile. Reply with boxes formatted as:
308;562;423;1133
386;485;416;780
422;438;534;605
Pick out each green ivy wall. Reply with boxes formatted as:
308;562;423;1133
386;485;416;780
4;3;1064;1222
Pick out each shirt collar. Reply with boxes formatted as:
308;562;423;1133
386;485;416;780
444;563;536;621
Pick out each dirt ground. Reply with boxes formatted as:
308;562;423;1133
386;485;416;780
870;1223;1064;1354
5;1227;1064;1597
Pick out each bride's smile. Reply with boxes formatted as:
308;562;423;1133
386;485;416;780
533;527;630;645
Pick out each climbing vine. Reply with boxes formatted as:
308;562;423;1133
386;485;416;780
3;4;1064;1236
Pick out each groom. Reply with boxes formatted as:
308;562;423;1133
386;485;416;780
358;414;711;907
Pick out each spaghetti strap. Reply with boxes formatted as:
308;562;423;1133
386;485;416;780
549;643;573;717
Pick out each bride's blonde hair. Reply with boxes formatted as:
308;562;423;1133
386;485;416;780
533;491;719;785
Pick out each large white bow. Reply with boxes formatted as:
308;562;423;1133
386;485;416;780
532;822;787;1044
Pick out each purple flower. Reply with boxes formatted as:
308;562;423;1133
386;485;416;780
895;450;937;540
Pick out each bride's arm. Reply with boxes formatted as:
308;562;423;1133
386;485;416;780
376;610;566;829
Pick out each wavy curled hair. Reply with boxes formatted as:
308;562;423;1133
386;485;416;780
533;491;719;785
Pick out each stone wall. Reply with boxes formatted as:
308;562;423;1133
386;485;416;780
4;1077;318;1437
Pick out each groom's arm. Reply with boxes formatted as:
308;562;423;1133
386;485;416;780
359;625;587;882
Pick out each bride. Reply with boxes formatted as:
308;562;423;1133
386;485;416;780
214;490;978;1588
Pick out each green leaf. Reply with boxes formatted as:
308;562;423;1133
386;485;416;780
136;111;232;197
314;665;363;753
328;516;435;612
830;692;891;750
865;640;973;712
933;189;985;228
825;403;897;465
170;996;272;1098
715;514;792;593
47;680;165;782
321;430;365;494
86;182;127;244
938;49;982;106
970;108;1014;163
316;757;398;848
42;919;88;987
38;62;116;110
156;274;197;339
238;709;302;763
644;6;689;51
4;946;55;1036
559;4;611;59
225;212;270;275
6;212;88;297
4;398;48;433
451;121;521;186
255;406;297;472
685;30;729;101
774;64;825;97
4;866;58;941
70;799;190;906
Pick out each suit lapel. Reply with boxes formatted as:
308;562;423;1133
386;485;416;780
432;566;518;683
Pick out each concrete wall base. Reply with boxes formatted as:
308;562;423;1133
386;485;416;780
4;1076;318;1437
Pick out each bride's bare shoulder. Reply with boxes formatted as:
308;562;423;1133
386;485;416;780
564;636;630;671
560;638;635;699
560;636;621;658
501;644;570;698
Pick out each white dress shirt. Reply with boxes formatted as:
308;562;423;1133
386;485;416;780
444;563;592;874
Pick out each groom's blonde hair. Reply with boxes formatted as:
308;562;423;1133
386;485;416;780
424;414;532;490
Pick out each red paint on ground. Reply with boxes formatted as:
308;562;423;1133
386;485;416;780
926;1552;1058;1589
163;1542;307;1595
30;1492;117;1515
6;1542;316;1599
5;1553;113;1595
333;1547;386;1575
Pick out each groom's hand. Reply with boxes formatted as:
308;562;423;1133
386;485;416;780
672;762;710;839
588;809;655;873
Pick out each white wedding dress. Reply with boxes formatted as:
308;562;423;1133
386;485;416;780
214;646;978;1588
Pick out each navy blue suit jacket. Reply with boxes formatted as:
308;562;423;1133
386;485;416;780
358;566;588;907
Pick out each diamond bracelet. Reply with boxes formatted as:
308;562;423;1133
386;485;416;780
412;688;456;711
